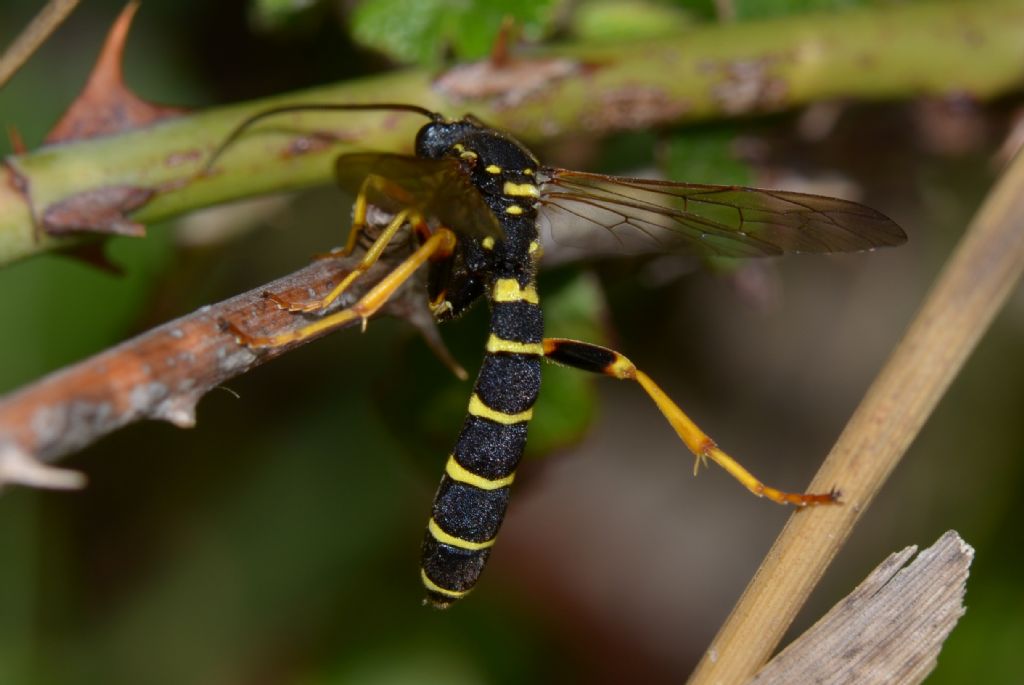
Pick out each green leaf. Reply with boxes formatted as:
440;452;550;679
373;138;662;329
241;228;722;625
662;124;753;187
350;0;559;66
248;0;327;34
572;0;697;42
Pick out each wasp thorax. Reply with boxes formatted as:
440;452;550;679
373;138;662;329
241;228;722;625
414;120;482;160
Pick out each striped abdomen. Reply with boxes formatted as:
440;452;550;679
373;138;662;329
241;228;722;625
420;277;543;607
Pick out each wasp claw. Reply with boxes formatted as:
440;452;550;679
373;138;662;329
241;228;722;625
264;290;322;313
312;247;346;261
692;451;710;477
263;291;292;310
220;320;251;346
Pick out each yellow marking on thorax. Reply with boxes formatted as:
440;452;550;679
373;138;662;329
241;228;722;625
485;164;502;174
460;149;478;161
503;181;539;198
429;297;453;318
446;455;515;489
492;278;539;304
468;394;533;424
505;204;523;215
428;518;496;550
528;240;543;257
482;236;495;249
421;569;469;598
485;333;544;356
522;168;535;176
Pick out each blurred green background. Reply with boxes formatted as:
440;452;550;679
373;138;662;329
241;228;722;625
1;1;1022;683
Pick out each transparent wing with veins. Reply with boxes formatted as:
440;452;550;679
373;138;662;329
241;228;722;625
537;169;906;259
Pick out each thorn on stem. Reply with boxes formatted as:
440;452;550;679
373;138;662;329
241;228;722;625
0;445;87;490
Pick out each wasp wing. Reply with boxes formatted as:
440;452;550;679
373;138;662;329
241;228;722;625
335;153;503;239
538;169;906;259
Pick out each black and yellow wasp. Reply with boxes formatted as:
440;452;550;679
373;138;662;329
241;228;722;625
208;103;905;607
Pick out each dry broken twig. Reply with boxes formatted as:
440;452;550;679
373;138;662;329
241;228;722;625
0;252;441;491
751;530;973;685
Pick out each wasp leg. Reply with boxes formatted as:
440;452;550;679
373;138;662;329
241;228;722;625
274;172;439;310
542;338;838;507
311;181;380;262
313;174;396;259
320;174;406;251
269;207;418;313
308;180;375;262
230;228;458;348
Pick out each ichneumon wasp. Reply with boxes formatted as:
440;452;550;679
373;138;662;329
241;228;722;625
206;103;906;607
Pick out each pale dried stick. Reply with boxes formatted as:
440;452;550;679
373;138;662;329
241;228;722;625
688;149;1024;684
0;0;83;88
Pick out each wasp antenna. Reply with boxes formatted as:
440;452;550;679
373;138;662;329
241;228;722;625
200;102;439;176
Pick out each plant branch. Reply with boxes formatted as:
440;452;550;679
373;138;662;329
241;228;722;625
687;150;1024;683
0;0;82;89
0;254;432;490
2;0;1023;264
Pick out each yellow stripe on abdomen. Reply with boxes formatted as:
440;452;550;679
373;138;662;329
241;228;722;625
445;455;516;490
421;568;469;599
427;518;496;551
467;394;533;424
485;334;544;356
492;278;539;304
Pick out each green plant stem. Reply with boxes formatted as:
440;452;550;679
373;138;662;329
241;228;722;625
2;0;1023;265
